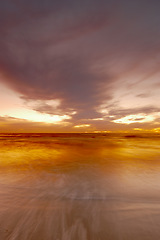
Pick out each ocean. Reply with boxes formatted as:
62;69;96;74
0;133;160;239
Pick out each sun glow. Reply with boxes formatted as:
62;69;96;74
74;124;91;128
0;82;72;124
2;109;71;124
112;114;156;124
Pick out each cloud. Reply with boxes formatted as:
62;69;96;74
0;115;72;133
136;93;151;98
0;0;113;118
0;0;160;127
107;106;160;119
74;124;91;128
112;114;155;124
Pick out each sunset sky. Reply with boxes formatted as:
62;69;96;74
0;0;160;132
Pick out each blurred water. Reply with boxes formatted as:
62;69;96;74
0;133;160;239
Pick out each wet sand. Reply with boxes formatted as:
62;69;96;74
0;133;160;239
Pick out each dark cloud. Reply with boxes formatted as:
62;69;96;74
107;106;160;120
0;0;160;123
0;0;112;112
136;93;151;98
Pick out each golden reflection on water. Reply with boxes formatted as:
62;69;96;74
0;134;160;239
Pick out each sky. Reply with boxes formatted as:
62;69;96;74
0;0;160;133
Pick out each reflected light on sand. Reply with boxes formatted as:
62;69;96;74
1;134;160;239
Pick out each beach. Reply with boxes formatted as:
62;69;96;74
0;133;160;239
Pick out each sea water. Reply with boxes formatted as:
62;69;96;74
0;133;160;239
